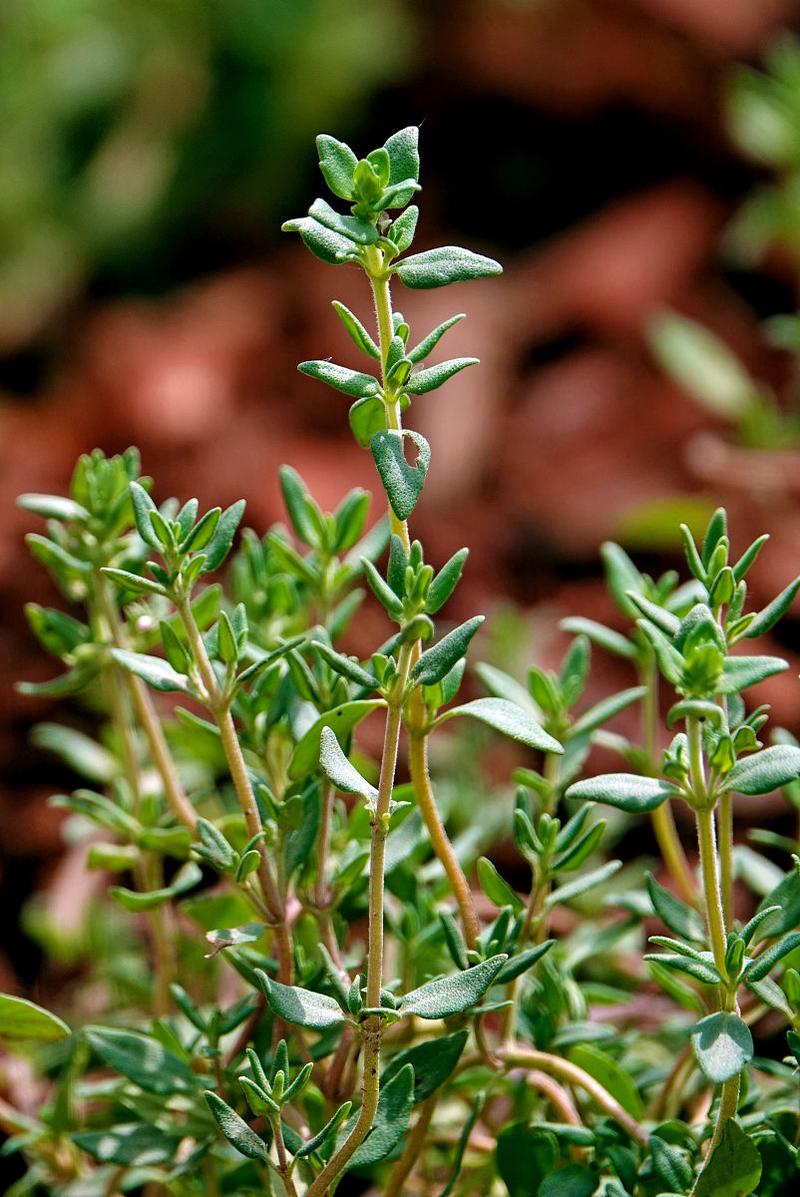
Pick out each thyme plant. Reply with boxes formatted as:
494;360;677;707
5;126;800;1197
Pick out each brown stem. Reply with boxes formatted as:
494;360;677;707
384;1093;437;1197
500;1045;648;1145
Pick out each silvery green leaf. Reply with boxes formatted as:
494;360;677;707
566;773;677;813
257;971;347;1030
398;954;507;1019
722;745;800;794
691;1011;753;1083
205;1092;268;1161
436;697;562;753
110;649;191;694
406;357;479;395
370;428;431;520
298;360;379;398
395;246;502;289
318;725;378;803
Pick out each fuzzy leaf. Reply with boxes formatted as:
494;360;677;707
382;1029;468;1103
566;773;677;813
370;428;431;520
74;1124;180;1167
570;687;646;738
411;616;484;686
316;134;357;200
744;576;800;638
646;873;706;943
258;971;346;1030
309;197;377;245
496;941;554;984
332;300;380;358
383;126;420;208
406;357;479;395
694;1119;761;1197
408;313;465;363
288;699;385;780
205;1091;268;1160
723;745;800;795
743;931;800;982
299;359;379;398
718;655;788;694
395;246;502;289
109;648;190;694
283;216;356;264
318;725;379;803
84;1026;196;1094
436;697;562;753
399;954;507;1019
346;1064;414;1168
546;861;622;910
691;1012;753;1083
568;1044;644;1117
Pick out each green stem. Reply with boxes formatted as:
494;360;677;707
384;1092;437;1197
97;580;196;831
304;642;413;1197
176;597;293;985
407;732;479;947
718;790;734;929
642;655;695;904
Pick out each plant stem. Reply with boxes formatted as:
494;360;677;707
717;790;734;928
690;717;741;1151
695;806;727;979
176;597;293;984
407;732;480;947
642;655;695;904
272;1120;300;1197
315;779;335;909
499;1045;648;1145
97;581;196;831
304;642;413;1197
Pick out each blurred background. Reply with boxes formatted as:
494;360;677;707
4;0;800;999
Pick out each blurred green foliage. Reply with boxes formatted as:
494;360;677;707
0;0;413;350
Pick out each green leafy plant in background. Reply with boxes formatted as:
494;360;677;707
6;127;800;1197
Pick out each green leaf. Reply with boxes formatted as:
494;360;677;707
288;699;385;780
691;1012;753;1083
406;357;479;395
439;1094;485;1197
205;1091;268;1161
382;1029;468;1103
319;726;377;803
362;557;404;618
129;481;161;549
110;648;191;694
395;246;503;289
398;954;507;1019
646;873;706;943
408;313;466;363
388;205;419;253
311;641;377;689
649;1134;693;1195
496;1124;557;1197
370;428;431;520
258;971;346;1030
568;1043;644;1117
74;1124;181;1167
383;126;420;208
757;862;800;936
316;134;358;200
279;465;318;545
566;773;677;813
0;994;69;1041
332;300;380;358
346;1064;414;1168
84;1026;196;1094
477;857;525;912
743;931;800;982
474;663;535;711
649;312;756;420
201;499;246;573
411;616;484;686
110;861;202;912
723;745;800;794
309;197;377;245
718;655;788;694
539;1166;598;1197
349;394;386;447
744;576;800;638
570;686;646;738
298;359;379;398
436;697;562;753
545;860;622;910
496;941;554;984
694;1119;761;1197
283;216;356;264
18;493;88;522
645;951;722;986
